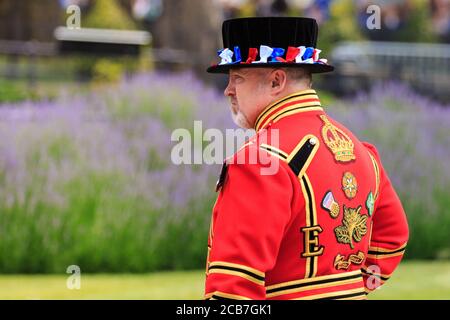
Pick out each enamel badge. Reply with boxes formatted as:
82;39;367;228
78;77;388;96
321;191;340;218
366;192;375;217
342;172;358;199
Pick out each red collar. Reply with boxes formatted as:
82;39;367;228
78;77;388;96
254;89;323;132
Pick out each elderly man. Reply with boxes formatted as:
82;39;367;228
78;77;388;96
204;17;408;300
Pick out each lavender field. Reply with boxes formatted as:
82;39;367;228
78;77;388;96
0;73;449;273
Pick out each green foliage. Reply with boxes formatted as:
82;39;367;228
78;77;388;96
0;80;32;103
72;55;143;83
387;0;437;43
83;0;137;30
92;58;125;83
318;0;363;55
76;0;140;82
152;196;215;271
402;191;450;260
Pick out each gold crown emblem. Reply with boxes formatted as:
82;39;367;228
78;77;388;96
320;115;355;162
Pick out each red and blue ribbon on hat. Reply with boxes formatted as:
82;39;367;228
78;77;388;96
216;45;328;66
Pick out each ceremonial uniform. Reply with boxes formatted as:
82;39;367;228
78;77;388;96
205;18;408;300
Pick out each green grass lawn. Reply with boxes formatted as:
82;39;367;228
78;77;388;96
0;261;448;300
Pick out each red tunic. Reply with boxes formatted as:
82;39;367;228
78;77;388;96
204;89;409;300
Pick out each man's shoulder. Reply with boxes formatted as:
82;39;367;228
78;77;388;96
258;113;323;157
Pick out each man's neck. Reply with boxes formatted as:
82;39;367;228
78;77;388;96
274;84;312;103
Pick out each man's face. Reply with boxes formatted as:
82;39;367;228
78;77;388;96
224;68;272;129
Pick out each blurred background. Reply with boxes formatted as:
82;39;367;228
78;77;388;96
0;0;449;299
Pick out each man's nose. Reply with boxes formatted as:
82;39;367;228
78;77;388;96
224;80;234;97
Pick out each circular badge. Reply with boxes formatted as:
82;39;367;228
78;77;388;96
342;172;358;199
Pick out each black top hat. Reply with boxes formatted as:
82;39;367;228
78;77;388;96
207;17;334;74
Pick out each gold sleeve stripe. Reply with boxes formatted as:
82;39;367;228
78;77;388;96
366;251;405;259
238;141;254;152
208;261;265;286
266;276;361;298
361;267;392;278
259;144;288;160
204;292;212;299
267;270;361;290
361;268;391;281
368;222;373;249
367;151;380;200
302;174;318;226
205;246;211;276
208;261;265;277
369;243;407;253
299;177;312;231
267;269;362;290
299;173;319;278
208;217;214;242
205;291;252;300
207;269;264;286
367;243;407;259
293;288;367;300
299;177;312;278
266;270;362;297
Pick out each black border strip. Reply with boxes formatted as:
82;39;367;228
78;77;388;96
266;272;361;294
271;104;322;123
289;140;316;177
368;247;405;255
301;175;316;279
361;269;390;281
259;145;288;159
302;176;316;226
208;265;265;282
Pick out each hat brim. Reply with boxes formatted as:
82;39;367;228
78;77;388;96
207;62;334;74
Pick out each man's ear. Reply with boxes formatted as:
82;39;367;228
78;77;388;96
269;69;288;95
